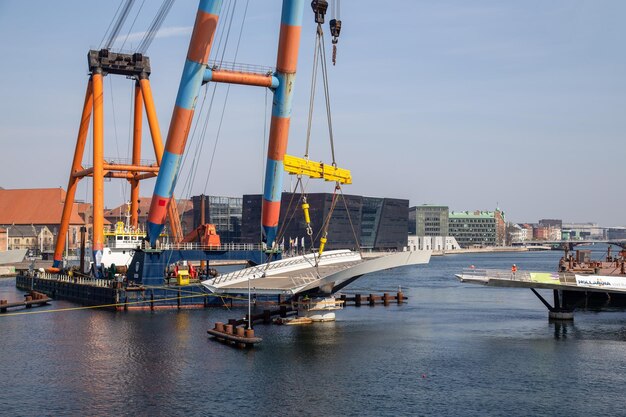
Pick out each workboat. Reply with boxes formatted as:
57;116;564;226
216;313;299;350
100;221;143;269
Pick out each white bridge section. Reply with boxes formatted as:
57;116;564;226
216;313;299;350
202;249;431;295
456;268;626;293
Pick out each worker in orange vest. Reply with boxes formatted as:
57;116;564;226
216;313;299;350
511;264;517;277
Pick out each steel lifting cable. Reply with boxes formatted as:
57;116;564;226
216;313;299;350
136;0;176;54
99;0;125;49
304;25;322;159
338;185;361;254
177;0;236;206
266;177;303;268
179;0;235;200
120;0;147;51
104;0;136;50
202;0;250;195
108;77;128;200
318;28;337;166
168;0;236;196
275;177;306;245
304;22;337;166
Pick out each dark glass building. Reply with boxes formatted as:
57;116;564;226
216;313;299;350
409;205;449;237
191;195;242;242
241;193;408;251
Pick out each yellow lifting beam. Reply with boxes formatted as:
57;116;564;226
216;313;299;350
283;154;352;184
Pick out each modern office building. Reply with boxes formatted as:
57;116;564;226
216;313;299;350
191;195;242;242
409;205;449;237
562;223;606;240
241;193;408;251
448;209;506;247
607;228;626;240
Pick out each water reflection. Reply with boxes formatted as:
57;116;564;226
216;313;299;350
550;319;573;340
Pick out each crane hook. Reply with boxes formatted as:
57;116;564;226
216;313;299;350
311;0;328;24
329;19;341;65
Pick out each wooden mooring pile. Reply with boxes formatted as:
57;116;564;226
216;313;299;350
1;291;51;314
208;291;408;349
339;291;406;306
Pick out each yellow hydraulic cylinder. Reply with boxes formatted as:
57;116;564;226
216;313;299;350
302;203;311;224
318;237;327;256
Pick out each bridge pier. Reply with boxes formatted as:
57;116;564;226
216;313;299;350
530;288;574;321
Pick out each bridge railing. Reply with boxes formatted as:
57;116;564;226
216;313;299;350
461;268;533;282
461;268;580;285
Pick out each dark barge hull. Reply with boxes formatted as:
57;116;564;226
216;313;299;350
16;274;283;310
15;248;284;310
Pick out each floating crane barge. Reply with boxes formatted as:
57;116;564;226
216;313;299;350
16;0;431;310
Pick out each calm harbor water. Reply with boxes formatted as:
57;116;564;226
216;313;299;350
2;248;626;416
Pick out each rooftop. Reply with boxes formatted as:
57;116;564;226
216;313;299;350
0;188;84;225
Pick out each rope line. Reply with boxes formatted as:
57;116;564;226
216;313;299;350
0;291;250;318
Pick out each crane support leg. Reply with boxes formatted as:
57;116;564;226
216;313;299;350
92;72;105;272
146;0;222;245
131;81;143;229
140;77;164;164
261;0;305;248
52;79;93;268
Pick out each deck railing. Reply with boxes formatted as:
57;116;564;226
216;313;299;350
460;268;578;285
34;272;113;288
160;242;264;251
206;251;360;287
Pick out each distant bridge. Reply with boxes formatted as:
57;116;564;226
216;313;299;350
515;240;626;249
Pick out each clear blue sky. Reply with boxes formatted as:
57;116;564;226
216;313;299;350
0;1;624;226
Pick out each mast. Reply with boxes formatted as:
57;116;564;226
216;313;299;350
146;0;222;245
261;0;305;249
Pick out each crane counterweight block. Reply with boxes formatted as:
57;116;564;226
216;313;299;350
88;49;151;77
283;154;351;184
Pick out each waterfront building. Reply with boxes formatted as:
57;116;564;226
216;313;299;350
522;224;534;241
448;209;506;248
407;235;460;251
0;188;86;250
562;223;606;240
241;193;408;251
535;219;562;241
409;205;449;237
607;227;626;240
190;195;242;242
539;219;562;228
0;228;7;251
508;223;527;244
4;225;54;254
533;226;550;240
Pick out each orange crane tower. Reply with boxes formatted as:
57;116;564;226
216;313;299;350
52;50;183;271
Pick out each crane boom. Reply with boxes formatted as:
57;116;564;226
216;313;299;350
146;0;222;245
146;0;307;249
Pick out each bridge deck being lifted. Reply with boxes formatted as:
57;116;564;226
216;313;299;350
203;250;431;296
